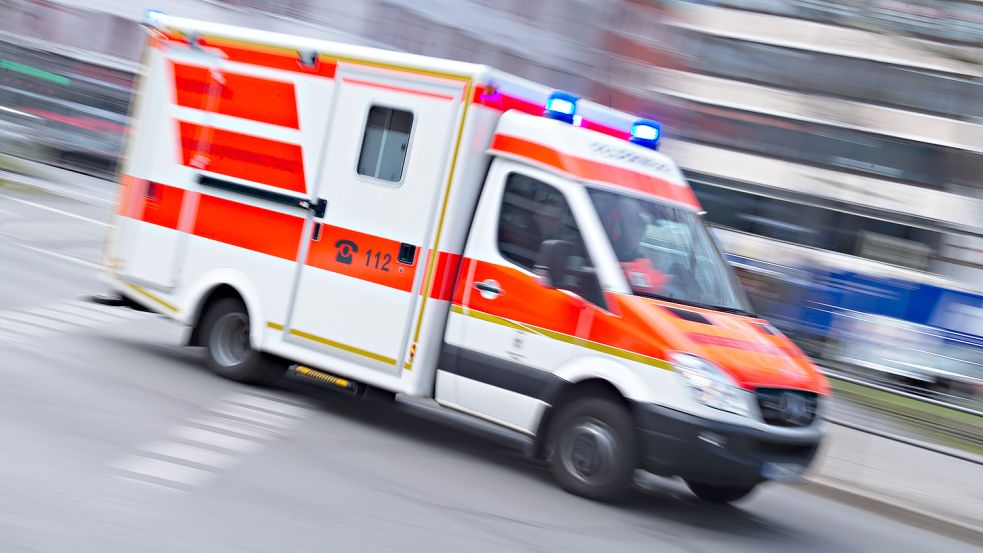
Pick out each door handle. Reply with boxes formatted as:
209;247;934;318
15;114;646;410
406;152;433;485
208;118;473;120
474;279;503;298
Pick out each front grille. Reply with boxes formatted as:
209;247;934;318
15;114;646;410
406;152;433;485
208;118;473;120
756;442;817;460
756;388;818;427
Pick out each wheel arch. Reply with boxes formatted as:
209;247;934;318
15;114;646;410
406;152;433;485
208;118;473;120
533;356;654;459
184;270;266;349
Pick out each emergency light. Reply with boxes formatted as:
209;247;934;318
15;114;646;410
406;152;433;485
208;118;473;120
144;9;166;28
629;119;662;150
544;92;579;124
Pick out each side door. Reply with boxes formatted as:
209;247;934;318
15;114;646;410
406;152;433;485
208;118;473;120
440;160;603;431
285;65;467;374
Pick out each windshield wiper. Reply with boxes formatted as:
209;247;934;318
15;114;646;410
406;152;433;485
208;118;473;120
710;305;758;317
635;292;756;317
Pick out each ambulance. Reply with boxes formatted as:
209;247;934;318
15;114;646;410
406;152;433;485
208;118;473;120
99;12;828;502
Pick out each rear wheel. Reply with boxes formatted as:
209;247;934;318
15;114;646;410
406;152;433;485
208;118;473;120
549;398;636;501
200;298;285;385
686;481;756;504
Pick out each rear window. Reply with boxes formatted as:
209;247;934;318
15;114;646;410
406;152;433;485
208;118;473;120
357;106;413;184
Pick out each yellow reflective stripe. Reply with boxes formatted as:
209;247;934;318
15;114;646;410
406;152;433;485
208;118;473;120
266;322;396;366
411;81;475;343
124;282;179;313
451;305;672;370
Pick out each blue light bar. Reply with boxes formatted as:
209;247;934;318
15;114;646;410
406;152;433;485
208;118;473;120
629;119;662;150
144;9;166;28
544;92;579;124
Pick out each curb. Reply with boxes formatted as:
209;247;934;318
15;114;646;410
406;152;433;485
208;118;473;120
797;479;983;547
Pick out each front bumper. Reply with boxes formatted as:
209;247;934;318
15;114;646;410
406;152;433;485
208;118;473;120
636;403;823;487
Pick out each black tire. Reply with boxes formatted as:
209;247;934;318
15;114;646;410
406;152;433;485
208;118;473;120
548;397;636;501
686;481;756;504
200;297;285;385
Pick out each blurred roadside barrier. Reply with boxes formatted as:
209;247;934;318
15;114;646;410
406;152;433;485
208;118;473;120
808;422;983;545
825;370;982;418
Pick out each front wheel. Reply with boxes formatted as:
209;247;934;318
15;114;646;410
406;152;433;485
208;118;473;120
686;481;757;504
548;398;637;501
200;298;285;385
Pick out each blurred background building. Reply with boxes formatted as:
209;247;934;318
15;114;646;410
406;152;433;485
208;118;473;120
0;0;980;398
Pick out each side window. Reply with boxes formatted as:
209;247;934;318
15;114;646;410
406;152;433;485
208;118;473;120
357;106;413;183
497;173;587;271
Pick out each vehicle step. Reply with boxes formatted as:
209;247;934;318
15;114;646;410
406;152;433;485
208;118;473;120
290;364;362;396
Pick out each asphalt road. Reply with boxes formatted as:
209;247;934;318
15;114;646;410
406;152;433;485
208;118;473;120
0;174;978;553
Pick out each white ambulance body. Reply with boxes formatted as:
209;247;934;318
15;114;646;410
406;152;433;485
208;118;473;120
101;13;827;502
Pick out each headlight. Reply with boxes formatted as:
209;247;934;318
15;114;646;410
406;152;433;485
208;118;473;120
670;353;752;417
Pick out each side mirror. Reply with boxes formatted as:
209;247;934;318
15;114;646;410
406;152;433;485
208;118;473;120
534;240;607;309
534;239;575;289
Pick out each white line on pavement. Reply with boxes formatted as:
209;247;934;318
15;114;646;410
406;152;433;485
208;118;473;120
49;300;131;323
211;403;297;429
0;317;48;336
0;311;76;332
0;193;110;227
15;244;101;269
64;299;143;320
29;305;112;327
172;426;263;453
114;456;213;486
141;442;238;469
226;392;309;418
188;418;276;439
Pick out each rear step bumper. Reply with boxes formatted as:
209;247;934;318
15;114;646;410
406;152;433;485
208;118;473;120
290;364;362;395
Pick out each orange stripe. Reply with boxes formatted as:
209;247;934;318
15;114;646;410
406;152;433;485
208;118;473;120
342;77;456;101
171;62;300;128
193;193;304;261
124;180;422;292
141;182;185;230
116;175;140;217
462;260;584;337
177;121;307;194
306;226;418;292
428;251;462;301
490;134;700;208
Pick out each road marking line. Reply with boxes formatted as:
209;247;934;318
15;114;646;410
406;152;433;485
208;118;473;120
173;426;262;453
0;193;110;227
239;389;311;408
226;393;309;417
0;311;75;331
15;244;101;269
211;403;297;428
188;417;276;439
0;169;114;205
60;300;139;321
22;306;99;328
114;456;213;486
44;301;125;323
141;442;238;469
0;317;48;336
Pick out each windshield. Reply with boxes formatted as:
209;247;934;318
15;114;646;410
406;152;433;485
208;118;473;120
588;188;752;313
